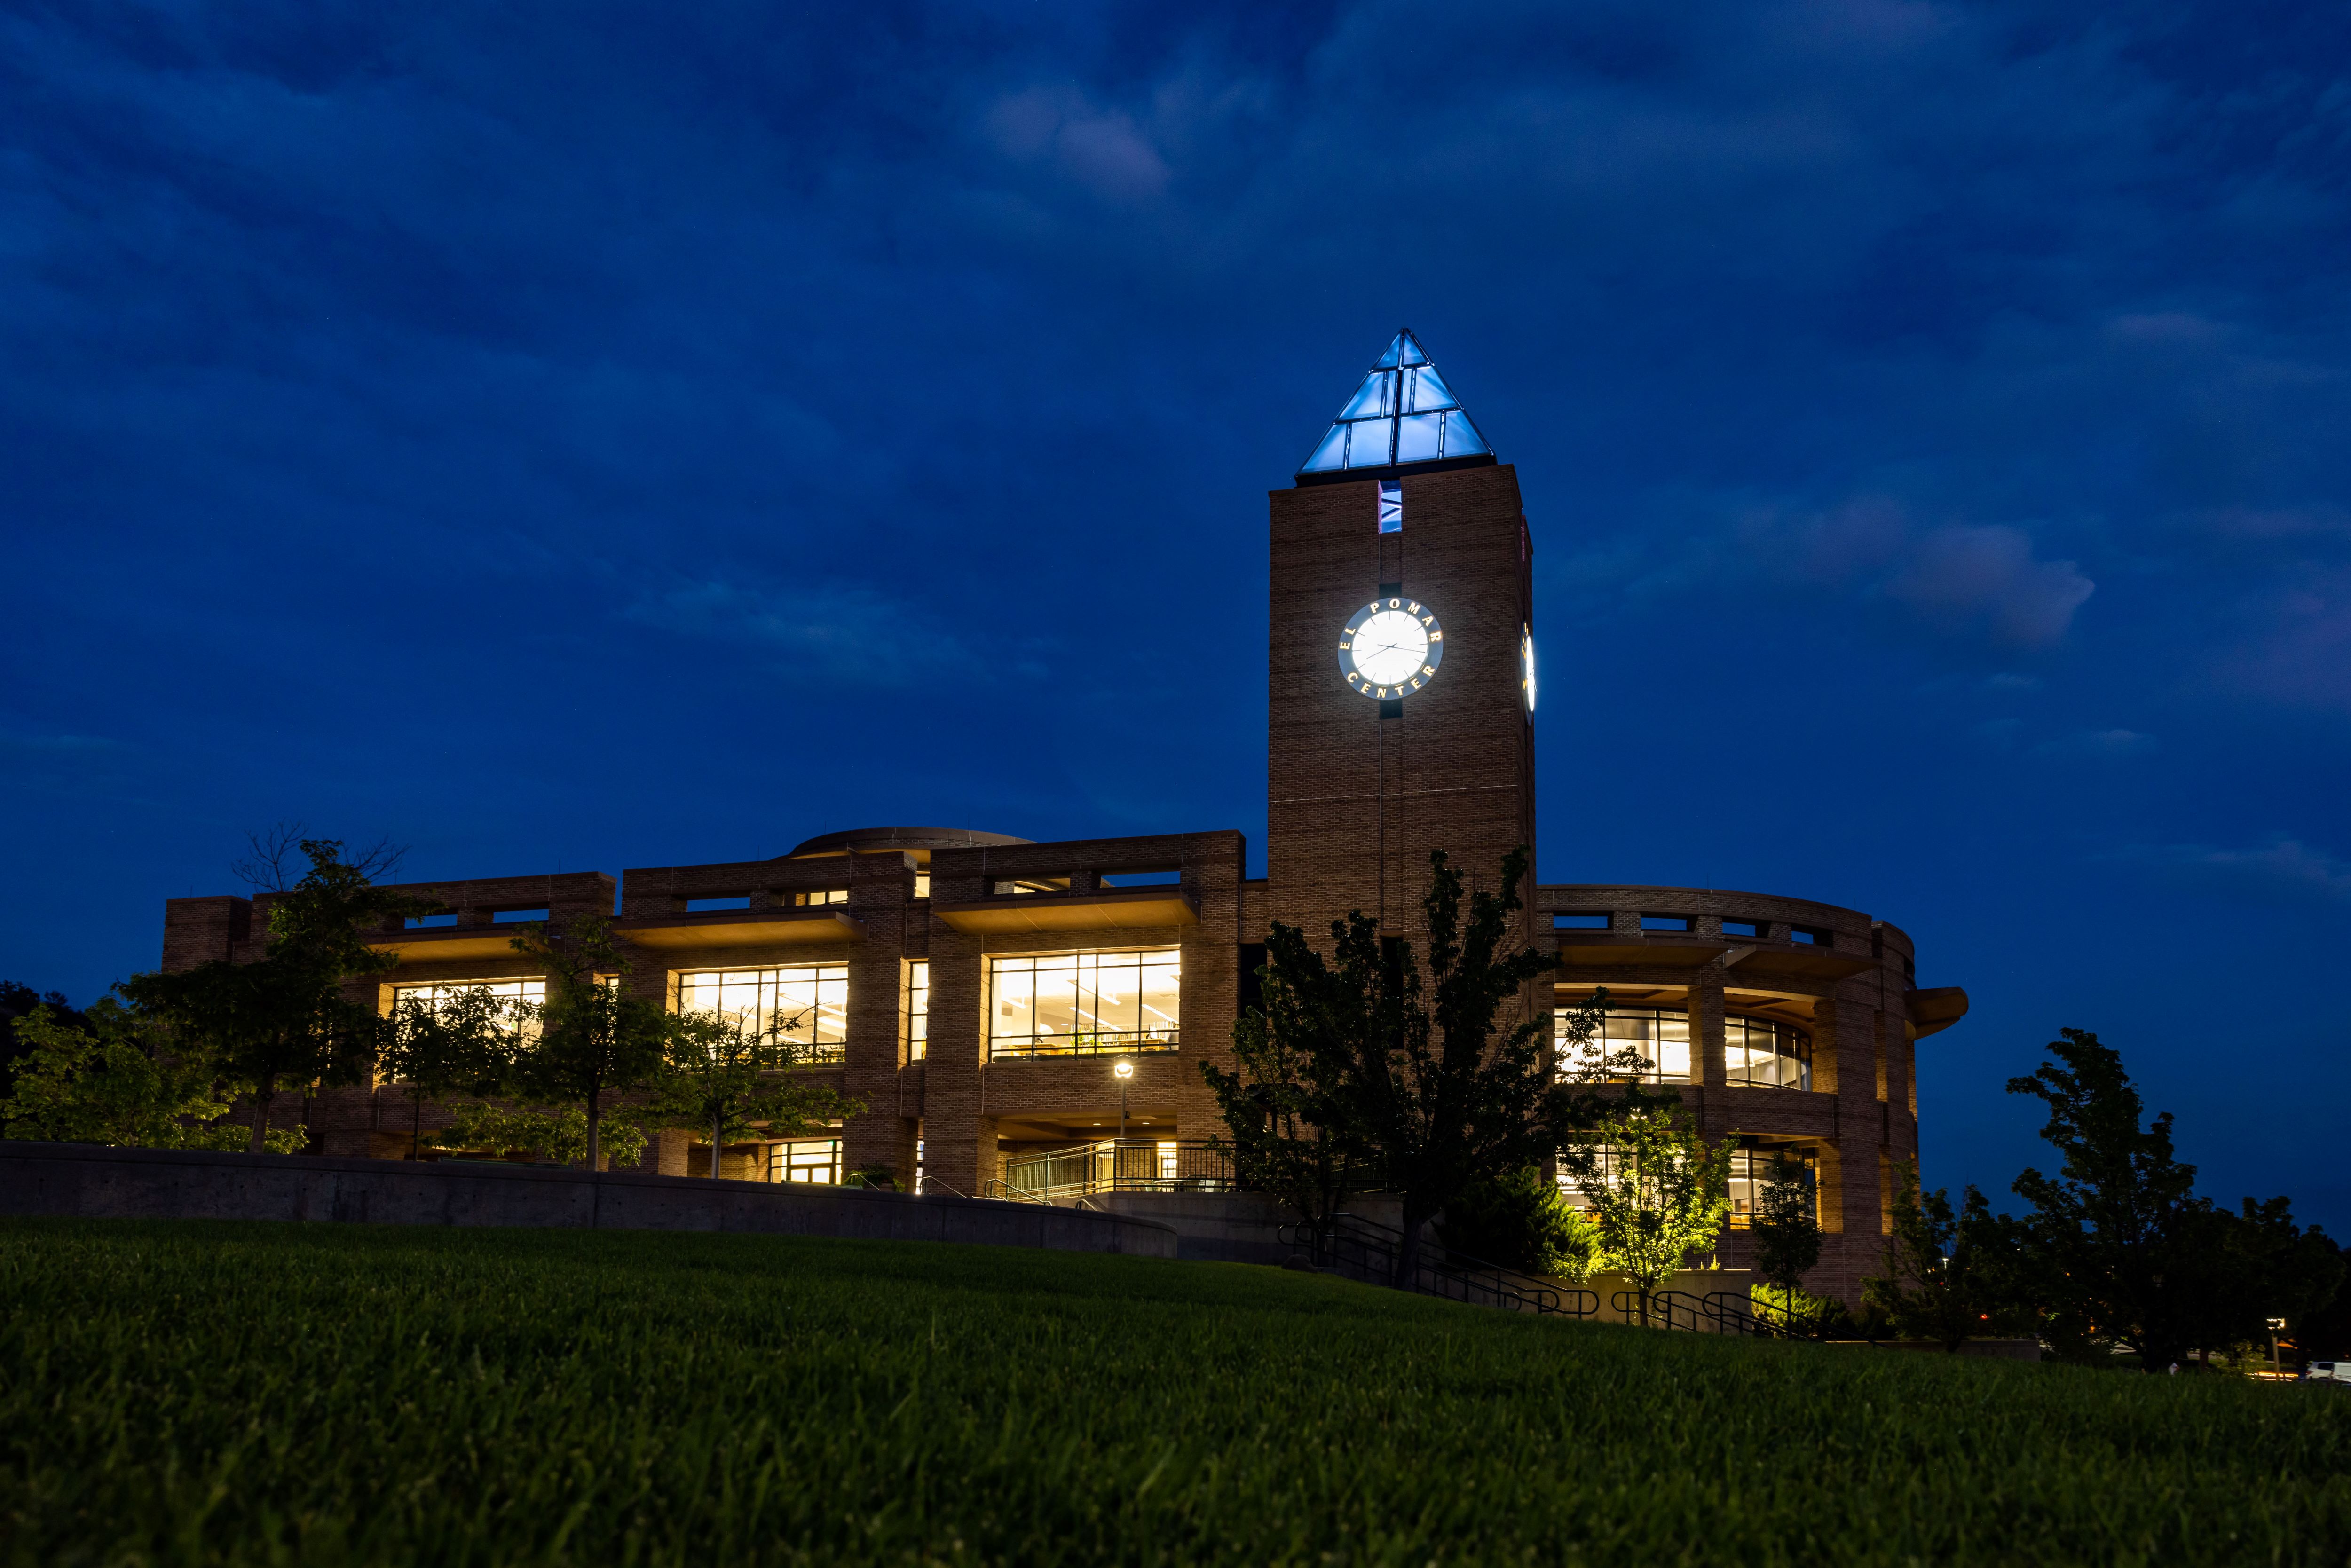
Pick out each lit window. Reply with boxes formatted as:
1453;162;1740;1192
392;977;544;1015
913;872;931;900
1378;479;1402;534
991;877;1068;897
1557;1007;1691;1083
678;964;849;1064
1554;1007;1811;1090
1724;1016;1812;1090
793;889;848;907
1556;1142;1811;1230
386;978;544;1061
772;1137;842;1184
988;949;1179;1058
905;959;929;1062
1296;330;1492;477
1723;1144;1818;1230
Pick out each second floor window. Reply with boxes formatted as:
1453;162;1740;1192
989;948;1178;1057
905;960;929;1061
678;964;849;1063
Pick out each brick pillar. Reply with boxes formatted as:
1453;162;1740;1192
1689;967;1727;1096
916;914;993;1196
1820;994;1885;1307
841;853;920;1187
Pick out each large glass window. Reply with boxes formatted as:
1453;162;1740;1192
1557;1007;1691;1083
905;960;929;1062
1725;1016;1811;1090
678;964;849;1064
1726;1145;1818;1229
1555;1006;1811;1089
988;949;1179;1058
772;1137;842;1184
391;977;545;1014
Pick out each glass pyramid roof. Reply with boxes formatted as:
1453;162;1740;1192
1297;328;1493;479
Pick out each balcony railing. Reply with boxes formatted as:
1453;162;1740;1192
1000;1138;1231;1200
988;1029;1179;1060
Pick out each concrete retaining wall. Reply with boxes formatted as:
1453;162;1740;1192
1089;1191;1418;1265
0;1142;1180;1258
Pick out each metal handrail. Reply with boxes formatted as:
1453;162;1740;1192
1279;1212;1596;1318
1718;1290;1819;1339
983;1179;1049;1205
1000;1138;1234;1203
1609;1288;1783;1336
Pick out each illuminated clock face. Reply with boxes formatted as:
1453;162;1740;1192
1338;597;1444;699
1520;623;1537;714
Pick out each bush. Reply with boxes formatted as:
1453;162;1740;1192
1440;1165;1601;1280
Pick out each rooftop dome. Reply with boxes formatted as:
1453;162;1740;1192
780;826;1033;861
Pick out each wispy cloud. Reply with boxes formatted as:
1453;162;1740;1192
1741;496;2096;646
623;580;1038;689
2106;835;2351;903
2209;567;2351;715
2029;727;2155;760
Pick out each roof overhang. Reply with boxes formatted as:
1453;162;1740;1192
1722;946;1878;983
613;910;866;950
369;929;532;963
932;887;1199;935
1911;985;1970;1039
1555;934;1733;969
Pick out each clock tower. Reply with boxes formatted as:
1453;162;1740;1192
1266;329;1538;946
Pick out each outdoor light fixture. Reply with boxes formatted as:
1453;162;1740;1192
1113;1058;1134;1144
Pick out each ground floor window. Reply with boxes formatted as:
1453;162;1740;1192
678;964;849;1064
1725;1143;1818;1229
772;1137;843;1184
988;948;1179;1057
1555;1141;1820;1232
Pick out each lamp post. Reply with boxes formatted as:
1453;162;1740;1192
1111;1058;1136;1193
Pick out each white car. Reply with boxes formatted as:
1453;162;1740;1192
2304;1361;2348;1384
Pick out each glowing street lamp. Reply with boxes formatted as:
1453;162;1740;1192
1113;1058;1134;1144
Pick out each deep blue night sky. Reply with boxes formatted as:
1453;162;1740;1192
5;2;2346;1227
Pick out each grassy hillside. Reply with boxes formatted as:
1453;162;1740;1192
3;1219;2346;1565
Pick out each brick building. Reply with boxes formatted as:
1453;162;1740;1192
158;330;1964;1304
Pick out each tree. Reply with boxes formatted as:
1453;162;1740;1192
643;1007;865;1179
0;997;301;1151
1205;848;1563;1287
1863;1162;2019;1350
1562;1105;1733;1320
1;981;86;1104
2006;1028;2211;1371
232;821;405;892
1750;1155;1823;1328
122;839;426;1152
2169;1196;2344;1369
1201;913;1382;1230
378;986;521;1159
1438;1164;1602;1281
504;917;670;1171
428;1103;648;1168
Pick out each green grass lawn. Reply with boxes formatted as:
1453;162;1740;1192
3;1221;2347;1566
